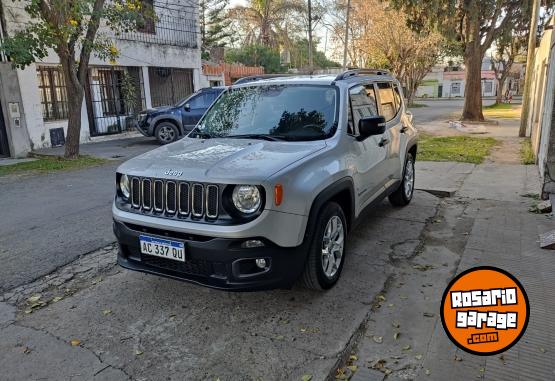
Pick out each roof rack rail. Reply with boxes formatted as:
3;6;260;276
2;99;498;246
334;68;390;81
233;74;295;85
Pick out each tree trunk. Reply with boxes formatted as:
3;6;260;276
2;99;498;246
496;76;507;104
461;43;485;121
60;53;85;159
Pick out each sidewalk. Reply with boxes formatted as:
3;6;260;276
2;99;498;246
351;161;554;381
35;135;157;160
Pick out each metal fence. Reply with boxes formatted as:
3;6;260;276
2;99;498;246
149;67;194;107
117;14;198;48
86;66;145;136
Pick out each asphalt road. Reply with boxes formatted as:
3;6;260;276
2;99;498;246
408;98;496;124
0;137;158;292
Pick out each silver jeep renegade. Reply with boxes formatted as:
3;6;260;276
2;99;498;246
113;69;418;291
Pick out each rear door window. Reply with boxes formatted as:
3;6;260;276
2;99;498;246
348;85;378;135
377;82;397;121
393;84;403;113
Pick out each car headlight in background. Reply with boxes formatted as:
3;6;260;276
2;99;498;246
232;185;261;214
119;174;130;199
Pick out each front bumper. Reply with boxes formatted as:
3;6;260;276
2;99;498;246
136;119;152;137
113;220;309;291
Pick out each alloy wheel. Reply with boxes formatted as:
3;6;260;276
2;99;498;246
321;215;345;278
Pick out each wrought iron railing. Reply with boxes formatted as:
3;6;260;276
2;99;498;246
117;14;198;48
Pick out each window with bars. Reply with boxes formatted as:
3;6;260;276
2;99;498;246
97;69;125;116
37;66;69;121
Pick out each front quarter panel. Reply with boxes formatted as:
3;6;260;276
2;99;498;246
264;140;352;219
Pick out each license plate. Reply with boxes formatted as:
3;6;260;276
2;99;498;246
139;235;185;262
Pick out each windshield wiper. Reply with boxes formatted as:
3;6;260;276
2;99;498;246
225;134;285;141
189;127;212;139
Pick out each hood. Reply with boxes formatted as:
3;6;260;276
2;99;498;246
118;137;326;183
144;105;175;114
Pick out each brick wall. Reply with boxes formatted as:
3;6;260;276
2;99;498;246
202;63;264;85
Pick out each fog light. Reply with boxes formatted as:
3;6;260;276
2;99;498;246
255;258;267;269
241;239;265;249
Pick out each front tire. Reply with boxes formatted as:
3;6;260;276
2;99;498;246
301;202;347;290
155;122;179;145
389;152;415;207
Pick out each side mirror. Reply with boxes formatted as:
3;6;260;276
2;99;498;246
406;111;414;123
358;116;386;141
184;103;191;112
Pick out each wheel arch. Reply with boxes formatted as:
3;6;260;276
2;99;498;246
153;117;184;135
303;177;355;244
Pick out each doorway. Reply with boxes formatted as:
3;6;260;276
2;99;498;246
0;101;10;157
438;85;443;98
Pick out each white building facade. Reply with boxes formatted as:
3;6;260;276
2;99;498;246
415;59;497;99
0;0;202;157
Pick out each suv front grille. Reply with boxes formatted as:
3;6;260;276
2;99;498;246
130;177;219;220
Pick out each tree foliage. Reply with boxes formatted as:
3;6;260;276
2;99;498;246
388;0;554;121
224;44;283;73
328;0;442;104
228;0;304;48
200;0;233;57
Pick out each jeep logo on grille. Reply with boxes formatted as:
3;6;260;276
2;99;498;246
164;169;183;177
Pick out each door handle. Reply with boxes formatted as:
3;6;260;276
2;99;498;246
378;138;390;147
400;125;409;133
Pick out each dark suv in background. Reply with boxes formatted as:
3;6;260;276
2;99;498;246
137;87;225;144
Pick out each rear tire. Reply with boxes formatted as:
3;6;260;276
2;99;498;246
155;122;179;145
301;202;347;290
389;152;415;207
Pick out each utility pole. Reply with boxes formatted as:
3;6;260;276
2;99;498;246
342;0;351;70
308;0;313;71
519;0;540;137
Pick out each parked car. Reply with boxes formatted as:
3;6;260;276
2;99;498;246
113;69;418;291
136;87;225;144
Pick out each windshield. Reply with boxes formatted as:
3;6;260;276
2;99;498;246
193;85;338;141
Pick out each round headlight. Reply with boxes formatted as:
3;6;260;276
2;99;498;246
119;174;130;199
232;185;261;214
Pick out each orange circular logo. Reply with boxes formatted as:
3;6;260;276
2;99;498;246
440;266;529;355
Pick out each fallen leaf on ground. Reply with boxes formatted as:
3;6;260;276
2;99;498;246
377;295;386;302
394;332;400;340
102;309;112;316
539;347;546;353
479;367;485;373
454;355;463;362
372;336;383;344
392;321;400;328
413;264;435;271
21;346;32;354
27;295;41;303
52;296;63;303
423;312;435;318
301;375;312;381
134;350;144;356
347;365;357;372
425;369;431;376
415;354;423;360
349;354;358;361
70;339;81;346
402;345;411;351
275;335;285;340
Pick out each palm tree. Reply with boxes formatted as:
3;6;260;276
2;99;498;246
229;0;303;47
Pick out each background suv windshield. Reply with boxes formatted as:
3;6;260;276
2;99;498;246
196;85;338;140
